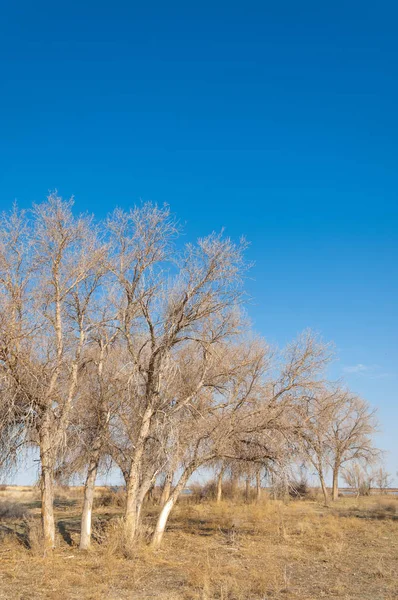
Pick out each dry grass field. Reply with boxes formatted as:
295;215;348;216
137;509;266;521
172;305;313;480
0;487;397;600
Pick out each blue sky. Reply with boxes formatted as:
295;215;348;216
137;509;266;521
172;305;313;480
1;1;397;484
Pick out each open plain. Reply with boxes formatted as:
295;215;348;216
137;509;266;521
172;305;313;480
0;486;397;600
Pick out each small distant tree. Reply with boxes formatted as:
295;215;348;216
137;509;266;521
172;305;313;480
342;462;373;497
295;386;339;505
328;394;379;501
372;466;392;494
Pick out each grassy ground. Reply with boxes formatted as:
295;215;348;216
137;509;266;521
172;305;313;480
0;487;397;599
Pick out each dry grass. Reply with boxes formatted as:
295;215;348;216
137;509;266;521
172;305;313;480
0;490;397;599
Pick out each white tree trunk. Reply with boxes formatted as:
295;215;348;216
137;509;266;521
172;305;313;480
152;465;195;549
79;457;99;550
152;497;174;549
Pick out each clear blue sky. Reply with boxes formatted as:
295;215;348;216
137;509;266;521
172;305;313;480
1;1;397;484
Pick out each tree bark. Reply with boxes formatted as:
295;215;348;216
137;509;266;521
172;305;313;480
79;456;99;550
332;464;339;501
319;472;329;506
216;466;224;503
135;471;157;531
39;427;55;549
125;467;140;542
159;470;173;507
124;407;153;542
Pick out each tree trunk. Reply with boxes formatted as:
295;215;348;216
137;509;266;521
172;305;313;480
79;456;99;550
125;467;140;542
147;483;154;502
135;471;157;532
80;341;108;551
216;467;224;503
40;464;55;549
332;464;339;501
230;472;238;501
159;470;173;507
245;476;250;503
135;495;144;529
152;465;194;549
255;471;262;503
319;472;329;506
39;425;55;550
124;407;153;542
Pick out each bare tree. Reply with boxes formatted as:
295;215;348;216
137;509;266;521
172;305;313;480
295;386;339;505
151;332;331;548
0;197;384;557
107;205;249;542
77;331;121;550
0;196;105;548
0;205;34;475
372;466;392;494
151;340;269;548
342;462;374;497
328;393;378;501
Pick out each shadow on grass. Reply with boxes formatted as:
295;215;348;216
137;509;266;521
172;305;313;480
165;516;258;538
23;500;42;510
0;523;31;548
339;510;398;521
54;497;79;510
56;513;120;546
57;521;75;545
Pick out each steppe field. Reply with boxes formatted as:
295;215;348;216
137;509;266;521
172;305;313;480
0;486;397;600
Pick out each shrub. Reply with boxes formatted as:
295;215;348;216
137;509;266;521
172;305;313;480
0;500;29;520
288;479;310;500
94;488;125;509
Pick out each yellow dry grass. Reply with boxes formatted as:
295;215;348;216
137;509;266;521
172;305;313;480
0;490;397;599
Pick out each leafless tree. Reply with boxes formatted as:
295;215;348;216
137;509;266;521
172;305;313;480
151;340;268;548
328;393;379;501
0;197;383;557
151;332;332;548
106;204;249;542
295;385;340;505
372;466;392;493
0;196;105;548
77;331;122;549
342;462;374;497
